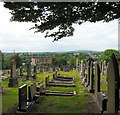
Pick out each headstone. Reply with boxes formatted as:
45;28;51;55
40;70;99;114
97;92;107;112
33;65;37;79
8;59;18;87
101;62;104;75
45;76;49;86
85;59;91;87
80;60;83;75
81;64;85;79
76;59;78;71
88;61;94;93
20;66;23;76
18;84;28;111
26;62;31;80
95;63;100;99
107;53;119;114
28;83;37;102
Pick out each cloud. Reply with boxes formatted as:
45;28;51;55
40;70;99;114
0;2;118;52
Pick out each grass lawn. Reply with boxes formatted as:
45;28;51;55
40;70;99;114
27;70;89;113
2;70;89;113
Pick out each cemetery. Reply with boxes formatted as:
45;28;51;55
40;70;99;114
1;2;120;114
1;50;120;114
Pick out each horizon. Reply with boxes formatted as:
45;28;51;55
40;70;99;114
2;49;116;53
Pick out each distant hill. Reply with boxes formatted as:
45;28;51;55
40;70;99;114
2;50;102;57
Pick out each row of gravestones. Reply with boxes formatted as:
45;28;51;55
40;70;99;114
7;59;38;87
18;82;44;112
18;70;76;112
79;54;120;114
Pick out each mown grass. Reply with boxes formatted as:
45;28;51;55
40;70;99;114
26;70;89;113
2;70;89;113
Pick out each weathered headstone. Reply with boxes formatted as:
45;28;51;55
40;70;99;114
107;53;119;114
28;83;37;102
95;63;100;99
88;61;94;93
76;58;78;71
18;84;28;111
33;65;37;79
20;66;23;76
85;59;91;87
26;62;31;80
80;60;83;75
8;59;18;87
81;64;85;79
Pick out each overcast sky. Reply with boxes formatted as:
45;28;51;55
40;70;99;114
0;2;118;53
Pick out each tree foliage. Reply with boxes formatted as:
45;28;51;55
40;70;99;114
3;2;120;41
98;49;120;63
9;53;22;68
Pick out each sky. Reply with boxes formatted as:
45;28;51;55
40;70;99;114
0;2;118;53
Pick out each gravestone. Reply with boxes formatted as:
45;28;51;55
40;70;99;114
99;62;102;73
28;83;37;102
33;65;37;79
85;59;91;87
80;60;83;76
95;63;100;99
88;61;94;93
18;84;28;111
45;76;49;86
20;66;23;76
107;53;119;114
76;59;78;71
81;64;85;79
26;62;31;80
36;82;44;94
8;59;18;87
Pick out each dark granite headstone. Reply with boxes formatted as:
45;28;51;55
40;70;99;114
18;84;28;111
28;83;37;102
45;76;49;86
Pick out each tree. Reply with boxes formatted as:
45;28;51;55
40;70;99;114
98;49;120;63
3;2;120;41
9;53;22;68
